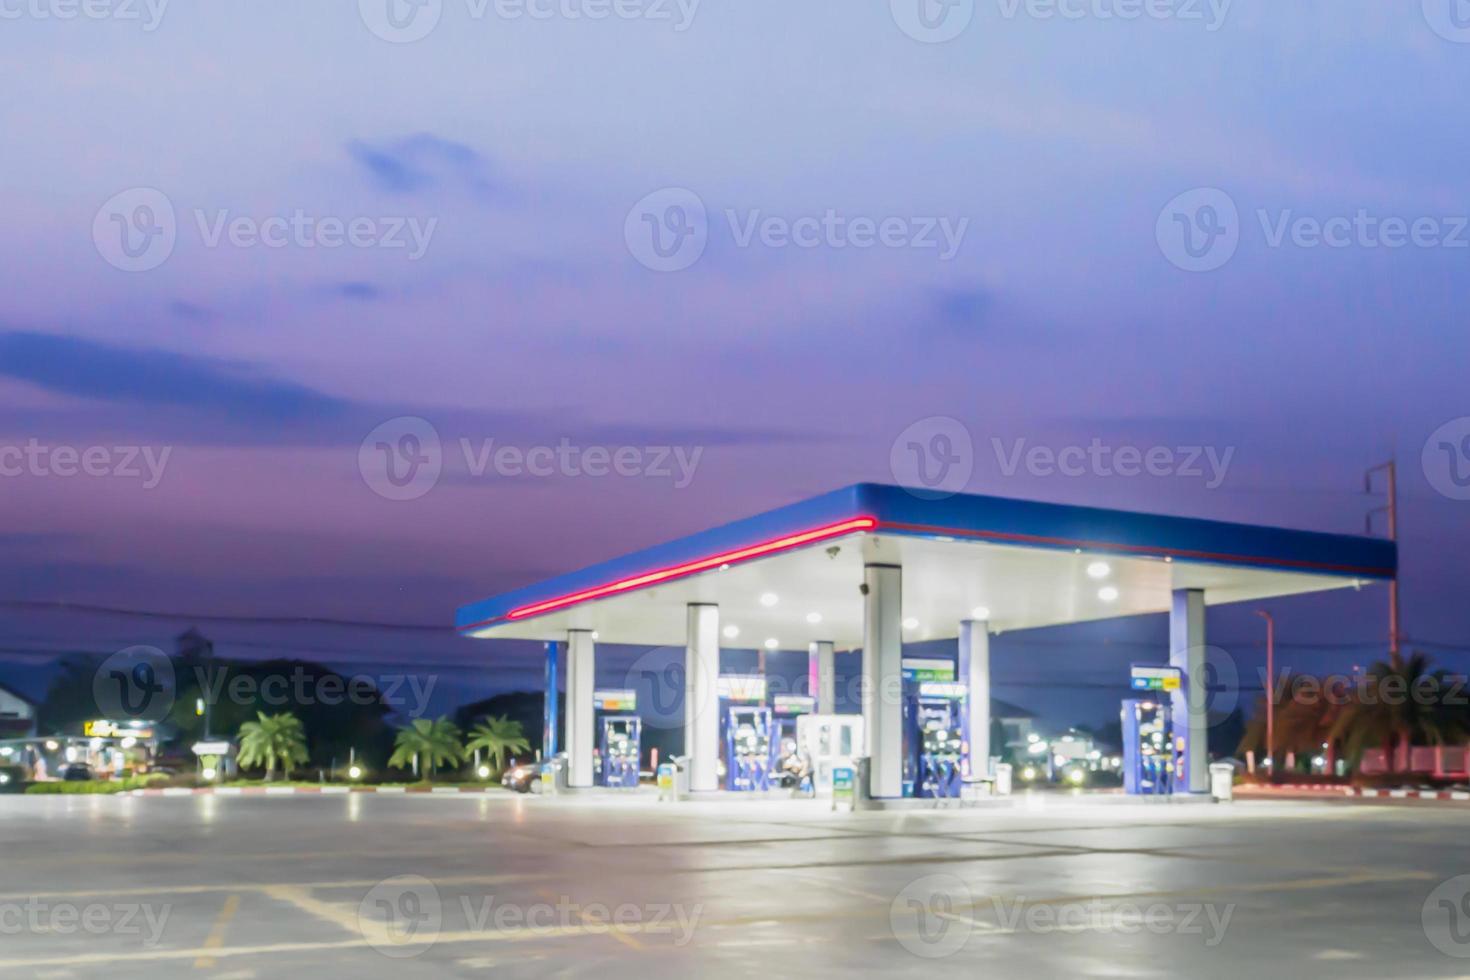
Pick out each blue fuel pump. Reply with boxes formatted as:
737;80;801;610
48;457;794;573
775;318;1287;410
597;715;641;789
724;705;775;792
1122;699;1175;795
905;684;965;799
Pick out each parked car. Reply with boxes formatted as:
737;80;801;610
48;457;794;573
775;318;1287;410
501;763;539;794
60;763;95;782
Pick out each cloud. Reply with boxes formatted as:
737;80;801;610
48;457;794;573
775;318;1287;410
345;133;495;196
0;330;351;425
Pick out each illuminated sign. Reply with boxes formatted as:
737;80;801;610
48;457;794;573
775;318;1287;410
83;721;154;739
773;695;816;715
902;658;956;682
718;676;767;703
1130;665;1182;692
192;741;232;756
594;690;637;712
919;682;968;700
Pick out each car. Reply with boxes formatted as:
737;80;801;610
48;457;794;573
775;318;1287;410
60;763;95;782
501;763;539;794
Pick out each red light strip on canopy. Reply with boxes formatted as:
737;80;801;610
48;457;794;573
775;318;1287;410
506;516;877;621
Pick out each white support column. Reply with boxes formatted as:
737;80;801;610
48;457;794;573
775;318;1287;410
685;603;720;794
810;641;836;714
565;630;595;789
959;619;991;779
1170;588;1208;794
863;564;903;799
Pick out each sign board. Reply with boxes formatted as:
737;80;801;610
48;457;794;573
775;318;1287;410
84;721;153;739
717;675;767;703
657;763;675;791
918;681;968;700
594;689;637;712
1130;665;1183;692
832;765;855;812
902;658;956;682
773;695;816;716
191;741;232;757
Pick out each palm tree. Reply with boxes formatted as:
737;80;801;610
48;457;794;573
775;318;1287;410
1330;652;1469;773
464;715;531;776
236;712;309;782
388;717;464;780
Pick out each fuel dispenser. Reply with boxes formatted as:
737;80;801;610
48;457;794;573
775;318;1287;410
1122;699;1176;795
593;690;641;789
904;681;966;799
725;706;775;791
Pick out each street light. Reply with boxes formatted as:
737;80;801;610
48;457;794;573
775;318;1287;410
1256;610;1275;778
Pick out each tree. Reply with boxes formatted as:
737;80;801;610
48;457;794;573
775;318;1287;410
464;715;531;775
237;712;309;782
389;717;464;780
1329;652;1468;773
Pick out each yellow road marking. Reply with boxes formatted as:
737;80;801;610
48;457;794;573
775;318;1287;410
535;888;645;952
194;894;240;969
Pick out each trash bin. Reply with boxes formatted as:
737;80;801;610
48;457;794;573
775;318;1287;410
1209;763;1235;803
540;754;569;795
995;763;1013;797
658;756;690;802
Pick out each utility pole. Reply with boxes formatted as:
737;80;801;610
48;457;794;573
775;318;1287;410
1365;461;1400;662
1255;610;1275;777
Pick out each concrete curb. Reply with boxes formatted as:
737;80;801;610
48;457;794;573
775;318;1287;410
1236;784;1470;802
127;785;502;797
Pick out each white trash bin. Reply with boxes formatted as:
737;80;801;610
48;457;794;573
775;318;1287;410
1209;763;1235;803
995;763;1013;797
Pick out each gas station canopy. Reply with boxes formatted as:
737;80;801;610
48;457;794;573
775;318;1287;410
457;483;1396;648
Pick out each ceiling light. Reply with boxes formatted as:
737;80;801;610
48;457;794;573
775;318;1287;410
722;625;740;640
971;606;990;621
759;592;779;607
1098;586;1119;602
903;617;919;630
806;612;823;624
763;638;779;650
1087;561;1111;579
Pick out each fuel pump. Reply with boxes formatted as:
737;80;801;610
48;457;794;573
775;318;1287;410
598;715;641;788
1122;699;1174;795
905;682;966;799
724;705;775;792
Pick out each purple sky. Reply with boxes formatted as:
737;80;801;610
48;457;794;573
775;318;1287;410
1;1;1466;728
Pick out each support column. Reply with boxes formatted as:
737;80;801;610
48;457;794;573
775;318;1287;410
685;604;720;793
542;640;560;760
1170;589;1208;794
959;619;991;779
810;641;836;714
565;630;595;788
863;564;903;799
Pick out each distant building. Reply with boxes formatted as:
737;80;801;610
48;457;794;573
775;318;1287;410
0;683;37;738
993;697;1036;751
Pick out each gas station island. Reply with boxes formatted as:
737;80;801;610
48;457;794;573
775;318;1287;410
456;484;1395;803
